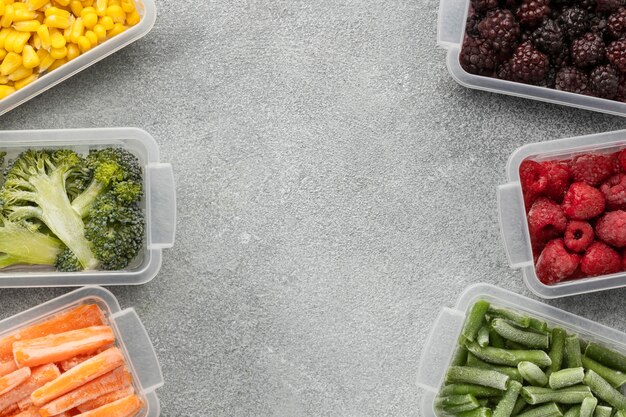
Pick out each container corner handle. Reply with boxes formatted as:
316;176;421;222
497;183;533;268
147;163;176;249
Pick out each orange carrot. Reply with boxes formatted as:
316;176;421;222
76;387;134;413
0;305;104;362
31;348;124;407
0;364;60;412
0;404;17;417
13;326;115;368
38;367;131;417
0;368;30;397
73;395;143;417
12;405;38;417
0;362;17;379
59;346;113;372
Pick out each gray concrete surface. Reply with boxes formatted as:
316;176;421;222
1;0;626;416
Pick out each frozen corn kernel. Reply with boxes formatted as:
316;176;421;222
50;28;65;47
13;19;40;32
0;51;21;75
95;0;105;16
1;5;15;28
27;0;50;10
46;55;64;70
106;21;123;37
45;7;71;18
0;50;6;61
0;29;9;49
69;16;83;43
105;4;124;23
0;75;8;84
70;0;82;16
76;34;89;51
36;23;50;48
3;30;17;52
21;44;38;67
82;10;97;28
98;14;112;30
92;22;104;40
8;65;32;81
120;0;133;12
13;71;35;88
0;85;15;98
84;29;96;45
49;44;65;58
44;14;72;29
54;0;70;6
13;31;30;53
12;8;37;21
66;41;78;59
126;9;138;26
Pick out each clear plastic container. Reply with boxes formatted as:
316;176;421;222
0;127;176;287
498;129;626;298
416;283;626;417
437;0;626;117
0;0;157;118
0;285;163;416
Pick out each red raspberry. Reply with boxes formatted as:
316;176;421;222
562;182;606;219
564;220;594;252
570;154;615;186
542;161;571;203
600;174;626;210
536;239;581;284
520;160;548;207
580;241;622;276
596;210;626;248
528;198;567;242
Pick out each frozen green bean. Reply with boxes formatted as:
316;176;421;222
581;356;626;388
518;362;548;387
435;394;481;414
494;381;523;417
516;402;563;417
562;405;580;417
529;318;549;335
488;306;531;329
446;366;510;391
582;369;626;410
512;396;527;416
507;340;530;350
458;407;494;417
591;405;611;417
614;410;626;417
549;368;584;390
466;342;552;368
468;354;523;383
549;329;567;374
441;384;503;398
584;343;626;374
463;301;490;343
492;319;550;349
452;347;469;367
521;386;592;405
491;326;507;349
579;397;597;417
478;326;491;348
565;337;583;369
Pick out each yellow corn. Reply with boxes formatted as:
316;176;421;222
47;56;64;70
49;44;65;58
106;21;122;37
92;23;104;40
0;1;5;15
45;7;70;18
8;65;32;80
12;31;30;52
12;8;37;21
94;0;105;16
13;19;40;31
0;85;15;99
27;0;50;10
36;47;53;71
3;30;17;52
44;13;71;29
98;14;112;30
13;72;35;88
21;44;38;67
0;50;6;61
69;16;82;42
70;0;81;16
126;8;138;26
0;29;10;49
82;10;97;28
0;75;8;84
84;28;95;44
49;27;64;47
54;0;69;6
36;23;50;48
0;51;21;75
105;4;123;23
66;41;77;59
1;5;15;28
76;34;89;51
119;0;133;13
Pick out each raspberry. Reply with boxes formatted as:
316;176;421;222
536;239;581;284
596;210;626;247
518;0;551;26
580;241;622;276
608;7;626;37
528;197;568;241
571;32;606;67
555;66;589;93
460;36;498;76
562;182;606;219
532;19;565;54
564;220;595;252
559;7;590;39
472;0;499;12
510;41;550;83
543;161;571;202
596;0;625;13
520;160;549;197
600;174;626;209
479;9;521;52
570;153;615;186
589;65;620;99
607;38;626;72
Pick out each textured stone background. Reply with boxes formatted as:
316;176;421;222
1;1;626;416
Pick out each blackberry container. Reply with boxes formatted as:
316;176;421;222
437;0;626;117
498;129;626;298
0;127;176;287
417;283;626;416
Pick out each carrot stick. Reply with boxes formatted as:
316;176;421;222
76;387;134;413
0;368;30;397
13;326;115;368
59;346;113;372
0;364;60;412
0;305;104;362
31;348;124;407
73;395;143;417
0;362;17;379
0;404;17;417
38;367;131;417
12;406;38;417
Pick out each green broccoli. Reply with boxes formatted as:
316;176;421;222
0;216;62;268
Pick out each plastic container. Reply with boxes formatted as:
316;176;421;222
417;283;626;417
0;127;176;287
498;129;626;298
0;0;157;118
436;0;626;117
0;285;163;416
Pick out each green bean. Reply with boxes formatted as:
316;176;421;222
549;329;567;375
519;362;548;387
494;380;523;417
529;318;549;335
516;402;563;417
477;398;490;407
492;319;550;349
452;347;469;367
478;325;491;348
463;301;490;343
592;405;611;417
584;343;626;374
441;384;503;398
491;326;507;349
435;394;481;414
521;386;593;405
582;369;626;410
562;406;580;417
565;337;583;369
508;340;531;350
458;407;494;417
614;410;626;417
466;342;552;368
446;366;510;391
549;368;584;390
579;397;597;417
468;354;523;383
581;356;626;388
488;306;531;328
512;396;527;416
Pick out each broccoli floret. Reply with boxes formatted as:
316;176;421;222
0;216;61;268
55;246;83;272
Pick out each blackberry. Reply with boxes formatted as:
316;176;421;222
510;41;550;82
478;9;521;51
559;7;590;39
589;64;620;98
517;0;551;26
578;0;597;10
596;0;625;12
571;32;606;67
607;38;626;71
500;0;522;8
537;66;558;87
555;66;590;92
589;14;609;39
532;19;565;54
608;7;626;38
552;46;571;67
460;36;498;75
497;60;515;80
466;14;481;36
472;0;499;12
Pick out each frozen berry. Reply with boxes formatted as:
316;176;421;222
607;38;626;72
564;220;594;252
510;41;550;83
559;7;590;39
570;153;615;186
608;7;626;37
528;197;568;241
596;210;626;247
597;0;625;13
580;241;622;276
543;161;571;202
618;149;626;171
589;14;610;38
562;182;606;219
473;0;500;12
520;160;549;197
555;66;589;93
466;14;482;37
518;0;551;26
589;65;619;99
571;32;606;67
536;239;581;284
479;9;521;52
600;174;626;209
532;19;565;54
461;36;498;76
